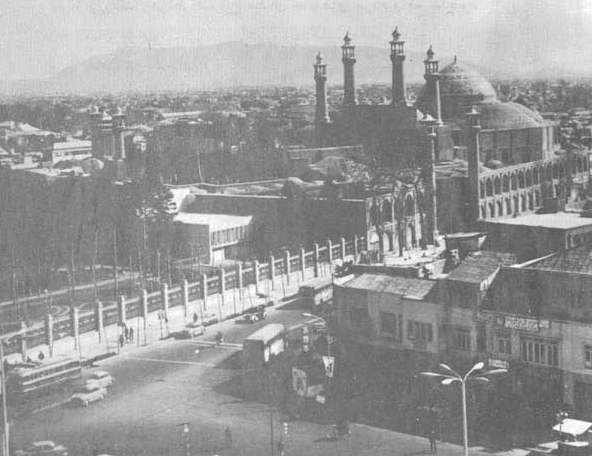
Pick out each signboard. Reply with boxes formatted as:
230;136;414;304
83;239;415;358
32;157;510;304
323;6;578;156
488;358;509;369
502;316;550;332
322;356;335;378
292;367;307;397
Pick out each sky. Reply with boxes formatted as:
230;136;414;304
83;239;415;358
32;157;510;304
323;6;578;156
2;0;592;81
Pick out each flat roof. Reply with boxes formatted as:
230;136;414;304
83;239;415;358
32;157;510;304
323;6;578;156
444;250;517;284
483;212;592;230
173;212;252;230
340;273;438;301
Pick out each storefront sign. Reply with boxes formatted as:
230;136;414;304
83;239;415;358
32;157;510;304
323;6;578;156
503;316;550;332
322;356;335;378
488;358;509;369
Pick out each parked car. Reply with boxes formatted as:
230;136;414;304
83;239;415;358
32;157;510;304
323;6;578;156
87;371;114;388
201;313;219;327
186;321;206;335
70;384;107;407
15;441;68;456
242;313;260;324
172;325;205;339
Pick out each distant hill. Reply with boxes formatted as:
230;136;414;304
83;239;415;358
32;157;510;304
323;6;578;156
0;42;508;95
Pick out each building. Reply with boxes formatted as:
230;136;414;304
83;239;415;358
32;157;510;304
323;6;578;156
311;30;591;233
173;212;253;264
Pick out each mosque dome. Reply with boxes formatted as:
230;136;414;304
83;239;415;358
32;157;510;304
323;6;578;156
478;102;544;129
437;59;498;102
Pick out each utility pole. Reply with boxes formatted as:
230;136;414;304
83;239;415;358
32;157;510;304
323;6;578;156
113;228;119;297
1;339;10;456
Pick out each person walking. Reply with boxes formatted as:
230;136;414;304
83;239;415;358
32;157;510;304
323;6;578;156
119;334;125;348
224;426;232;449
428;425;438;454
193;312;199;324
129;327;134;342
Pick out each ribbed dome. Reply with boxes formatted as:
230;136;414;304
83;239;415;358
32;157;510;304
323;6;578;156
479;102;544;129
437;60;498;102
415;59;498;120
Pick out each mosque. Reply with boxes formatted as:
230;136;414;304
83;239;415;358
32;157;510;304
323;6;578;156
313;29;591;235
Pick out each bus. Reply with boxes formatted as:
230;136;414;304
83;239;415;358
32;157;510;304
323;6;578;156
242;324;286;400
299;277;334;308
6;358;82;402
242;324;286;372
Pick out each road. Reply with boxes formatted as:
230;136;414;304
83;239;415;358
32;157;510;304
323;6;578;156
7;301;499;456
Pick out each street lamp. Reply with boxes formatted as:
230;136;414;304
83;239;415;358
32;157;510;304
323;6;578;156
419;362;507;456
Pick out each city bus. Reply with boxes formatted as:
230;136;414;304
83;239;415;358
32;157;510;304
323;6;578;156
299;277;334;308
6;358;82;402
242;324;286;372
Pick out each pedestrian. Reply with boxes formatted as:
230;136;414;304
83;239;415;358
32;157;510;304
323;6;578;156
428;426;437;454
224;426;232;449
129;327;134;342
119;334;125;348
193;312;198;324
124;325;129;342
38;350;45;361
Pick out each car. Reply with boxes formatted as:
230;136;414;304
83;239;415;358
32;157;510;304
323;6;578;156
186;321;206;335
87;371;114;388
201;313;219;327
242;313;260;323
15;440;68;456
70;384;107;407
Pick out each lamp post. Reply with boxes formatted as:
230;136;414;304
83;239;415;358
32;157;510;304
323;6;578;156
419;362;507;456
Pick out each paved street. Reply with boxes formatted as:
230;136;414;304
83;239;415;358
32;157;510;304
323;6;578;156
6;300;523;456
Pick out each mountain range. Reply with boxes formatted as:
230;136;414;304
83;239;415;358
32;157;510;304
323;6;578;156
0;42;579;96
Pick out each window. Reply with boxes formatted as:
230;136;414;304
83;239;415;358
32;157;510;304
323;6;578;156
498;336;512;355
380;312;400;339
406;320;433;343
521;337;558;367
585;346;592;369
452;328;471;351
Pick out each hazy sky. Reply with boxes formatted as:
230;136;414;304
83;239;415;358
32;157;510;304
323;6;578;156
2;0;592;81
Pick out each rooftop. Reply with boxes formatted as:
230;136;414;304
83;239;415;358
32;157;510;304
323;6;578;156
484;212;592;230
526;246;592;275
444;250;517;284
173;212;252;230
341;273;438;301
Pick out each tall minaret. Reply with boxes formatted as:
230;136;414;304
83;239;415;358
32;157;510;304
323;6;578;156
420;113;438;244
89;105;102;159
111;107;127;160
467;106;482;227
314;52;330;124
341;32;357;107
390;27;407;106
423;45;443;125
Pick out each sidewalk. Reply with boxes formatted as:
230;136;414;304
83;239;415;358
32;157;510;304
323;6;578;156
6;267;318;365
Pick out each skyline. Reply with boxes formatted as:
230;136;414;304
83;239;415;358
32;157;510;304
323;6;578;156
2;0;592;83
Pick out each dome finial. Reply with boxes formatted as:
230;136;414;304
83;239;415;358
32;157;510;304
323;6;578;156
392;27;401;40
343;31;351;45
316;52;323;64
427;45;435;59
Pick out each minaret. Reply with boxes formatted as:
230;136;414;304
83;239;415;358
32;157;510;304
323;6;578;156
341;32;357;107
420;113;438;244
89;106;102;159
467;106;482;226
98;109;113;158
423;45;443;125
111;106;127;160
314;52;330;124
390;27;407;106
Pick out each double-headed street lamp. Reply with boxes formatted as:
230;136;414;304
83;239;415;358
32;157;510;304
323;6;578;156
419;362;507;456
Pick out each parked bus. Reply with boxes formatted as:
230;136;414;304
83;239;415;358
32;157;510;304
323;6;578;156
299;277;334;308
242;324;286;371
6;358;82;402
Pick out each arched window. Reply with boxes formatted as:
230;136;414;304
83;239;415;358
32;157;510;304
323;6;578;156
497;200;503;216
503;175;510;193
480;182;485;199
525;169;532;187
521;194;526;212
513;195;520;213
505;198;512;215
533;168;539;185
404;195;415;217
489;202;495;218
528;193;534;210
494;177;501;194
481;205;487;219
382;199;392;222
486;178;493;197
511;173;517;191
518;171;525;189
